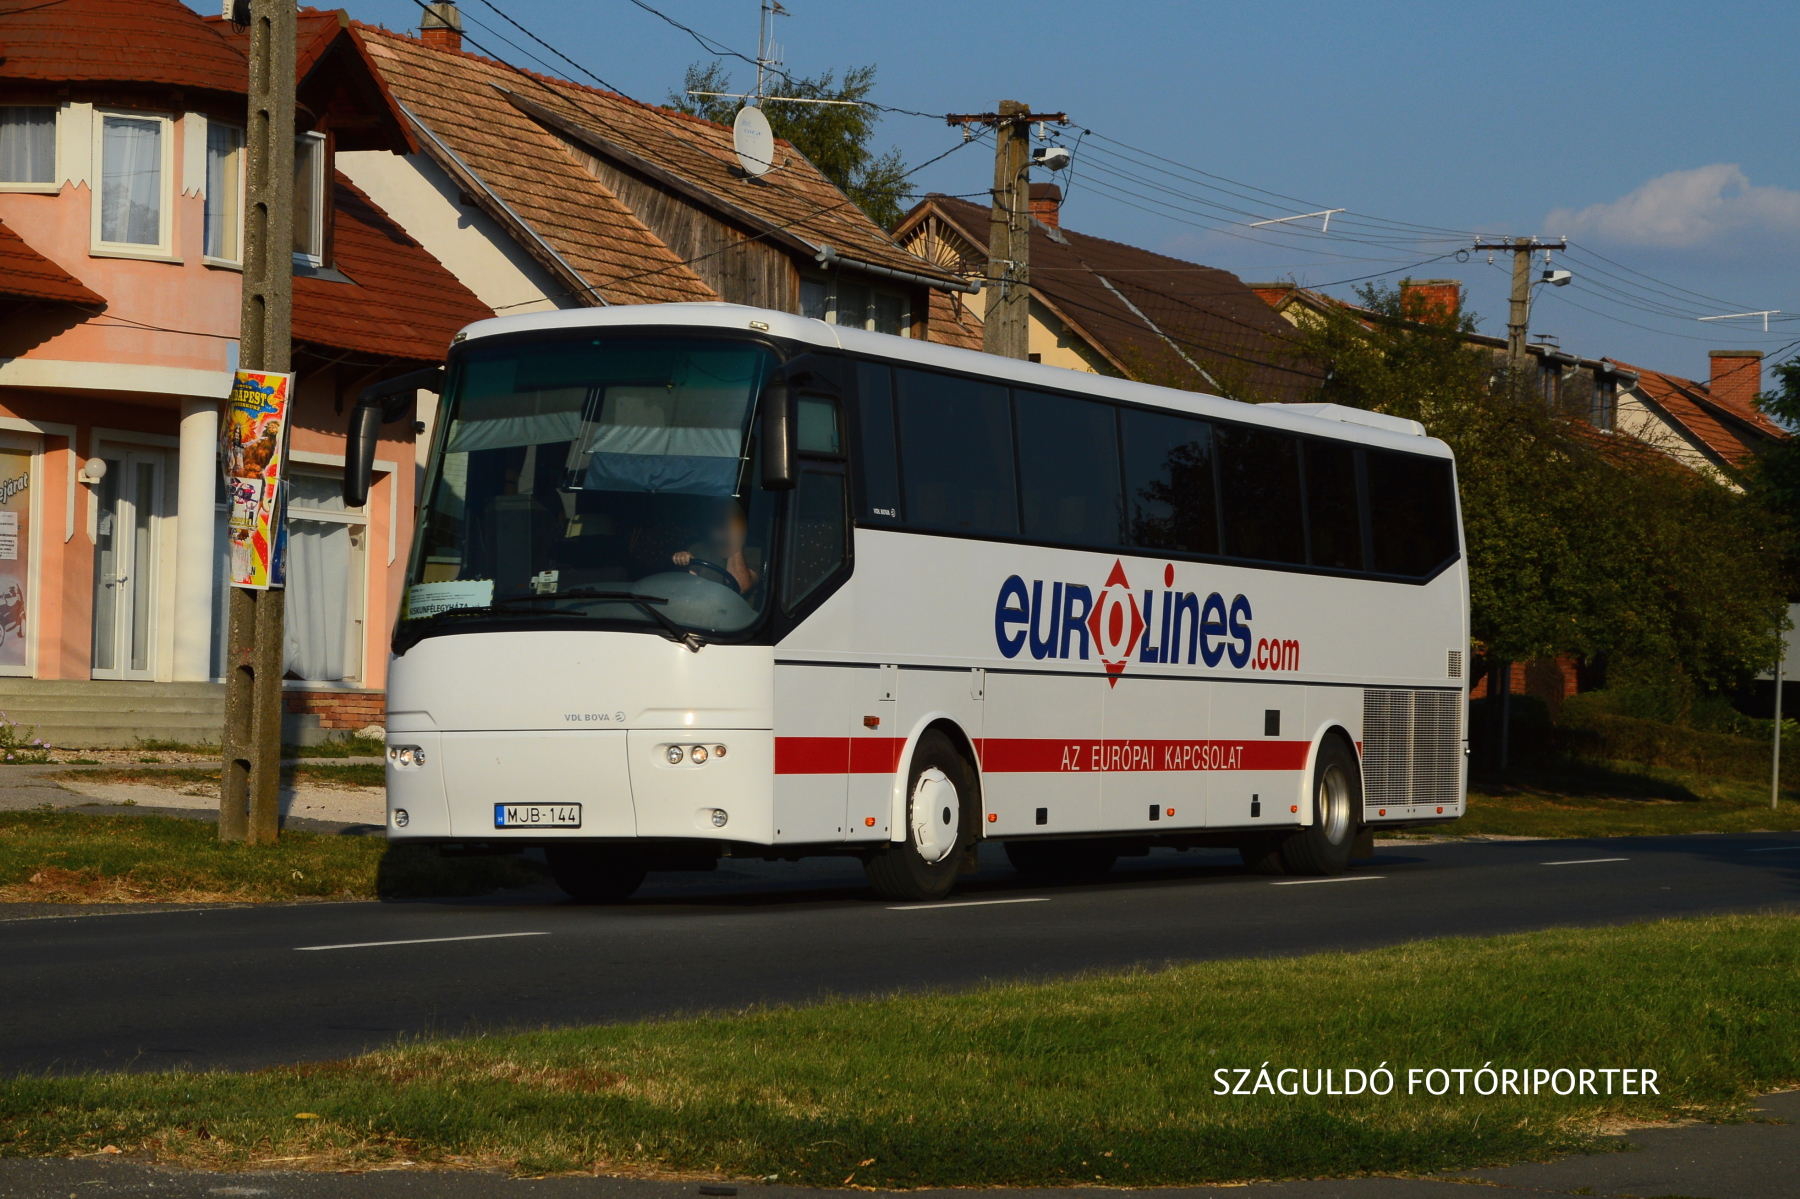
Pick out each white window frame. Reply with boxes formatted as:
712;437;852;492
89;107;178;262
292;130;327;268
0;104;60;194
285;465;370;684
202;119;246;268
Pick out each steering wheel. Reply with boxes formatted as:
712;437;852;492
683;556;743;594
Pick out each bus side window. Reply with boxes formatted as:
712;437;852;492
785;395;850;614
1304;439;1363;570
1216;425;1305;565
894;368;1018;536
1120;408;1218;555
1015;389;1123;547
854;362;902;522
1366;449;1458;577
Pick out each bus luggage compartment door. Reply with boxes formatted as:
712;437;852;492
439;731;634;839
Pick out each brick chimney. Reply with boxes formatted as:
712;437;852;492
1029;183;1062;230
1708;350;1763;411
420;1;462;50
1399;278;1461;321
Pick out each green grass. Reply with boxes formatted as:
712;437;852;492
0;811;545;904
131;736;385;759
50;763;385;789
1;915;1794;1182
1448;758;1800;839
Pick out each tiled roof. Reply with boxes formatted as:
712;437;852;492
1609;359;1779;469
353;25;961;306
0;0;245;92
901;195;1315;401
0;218;104;305
926;288;983;351
354;25;712;306
292;172;490;361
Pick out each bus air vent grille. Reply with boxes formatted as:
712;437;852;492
1362;688;1461;810
1447;649;1462;678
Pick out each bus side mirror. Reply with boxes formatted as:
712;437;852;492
344;365;444;507
761;381;796;491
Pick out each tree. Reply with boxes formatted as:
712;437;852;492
670;61;913;229
1294;281;1785;713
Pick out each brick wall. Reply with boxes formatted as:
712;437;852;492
285;689;386;730
1469;655;1580;711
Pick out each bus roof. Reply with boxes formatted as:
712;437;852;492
454;302;1450;458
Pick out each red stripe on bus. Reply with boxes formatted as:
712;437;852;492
976;738;1310;773
773;737;1309;774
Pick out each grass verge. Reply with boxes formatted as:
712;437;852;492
49;763;385;790
1449;758;1800;839
0;811;544;903
2;915;1795;1182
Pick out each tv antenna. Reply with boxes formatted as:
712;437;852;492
1699;310;1781;332
1248;207;1346;234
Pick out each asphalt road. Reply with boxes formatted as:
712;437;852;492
3;832;1798;1075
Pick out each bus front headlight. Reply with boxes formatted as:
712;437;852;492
388;745;426;769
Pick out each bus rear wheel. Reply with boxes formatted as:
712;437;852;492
865;730;974;903
1005;839;1117;883
546;844;648;903
1279;737;1360;876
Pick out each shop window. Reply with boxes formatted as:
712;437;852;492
204;122;244;263
93;109;174;256
0;106;57;190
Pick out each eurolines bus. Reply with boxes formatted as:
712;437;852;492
349;303;1467;903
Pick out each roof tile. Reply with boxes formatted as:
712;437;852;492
0;0;245;92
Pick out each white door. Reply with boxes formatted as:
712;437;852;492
91;451;164;680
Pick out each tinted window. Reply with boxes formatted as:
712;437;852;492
854;362;901;522
1121;409;1218;555
895;369;1017;536
784;466;848;611
1305;440;1363;569
1217;426;1304;564
1016;390;1122;546
1367;450;1458;577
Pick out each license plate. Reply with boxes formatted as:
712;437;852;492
494;803;582;828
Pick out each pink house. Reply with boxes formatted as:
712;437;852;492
0;0;490;744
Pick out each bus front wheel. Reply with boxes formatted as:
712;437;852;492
865;730;974;903
1279;737;1361;876
546;844;648;903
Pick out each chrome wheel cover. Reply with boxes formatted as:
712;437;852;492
1318;762;1352;845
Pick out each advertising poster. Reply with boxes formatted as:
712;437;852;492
221;370;292;589
0;447;30;669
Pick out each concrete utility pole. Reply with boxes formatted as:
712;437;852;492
1471;236;1566;379
947;103;1066;360
221;0;295;845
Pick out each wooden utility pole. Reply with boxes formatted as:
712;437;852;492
220;0;295;845
947;104;1066;360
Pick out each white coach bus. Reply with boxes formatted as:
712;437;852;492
349;303;1467;903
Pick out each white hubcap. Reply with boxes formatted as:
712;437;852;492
911;766;959;864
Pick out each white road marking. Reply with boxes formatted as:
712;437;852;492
294;931;550;952
887;897;1050;911
1540;857;1630;866
1746;845;1800;852
1269;875;1384;886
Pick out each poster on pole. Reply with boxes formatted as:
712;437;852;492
221;369;292;589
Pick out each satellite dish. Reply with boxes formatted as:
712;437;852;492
734;105;775;177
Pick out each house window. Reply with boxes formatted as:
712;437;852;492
813;277;910;336
292;132;326;265
204;122;244;263
1592;375;1618;433
282;470;368;683
0;106;57;190
94;110;173;254
800;278;828;321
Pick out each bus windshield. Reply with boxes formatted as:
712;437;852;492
405;335;779;640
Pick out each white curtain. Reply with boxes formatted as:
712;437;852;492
282;519;351;682
100;116;161;245
0;107;55;185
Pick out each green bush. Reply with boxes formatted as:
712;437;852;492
1556;694;1788;782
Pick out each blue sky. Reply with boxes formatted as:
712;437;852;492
334;0;1800;381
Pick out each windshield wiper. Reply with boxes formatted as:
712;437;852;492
494;590;704;651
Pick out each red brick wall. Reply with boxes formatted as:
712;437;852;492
285;689;386;730
1469;655;1580;702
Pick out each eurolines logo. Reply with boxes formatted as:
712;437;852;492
994;560;1300;687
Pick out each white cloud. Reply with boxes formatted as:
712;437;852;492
1546;164;1800;248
